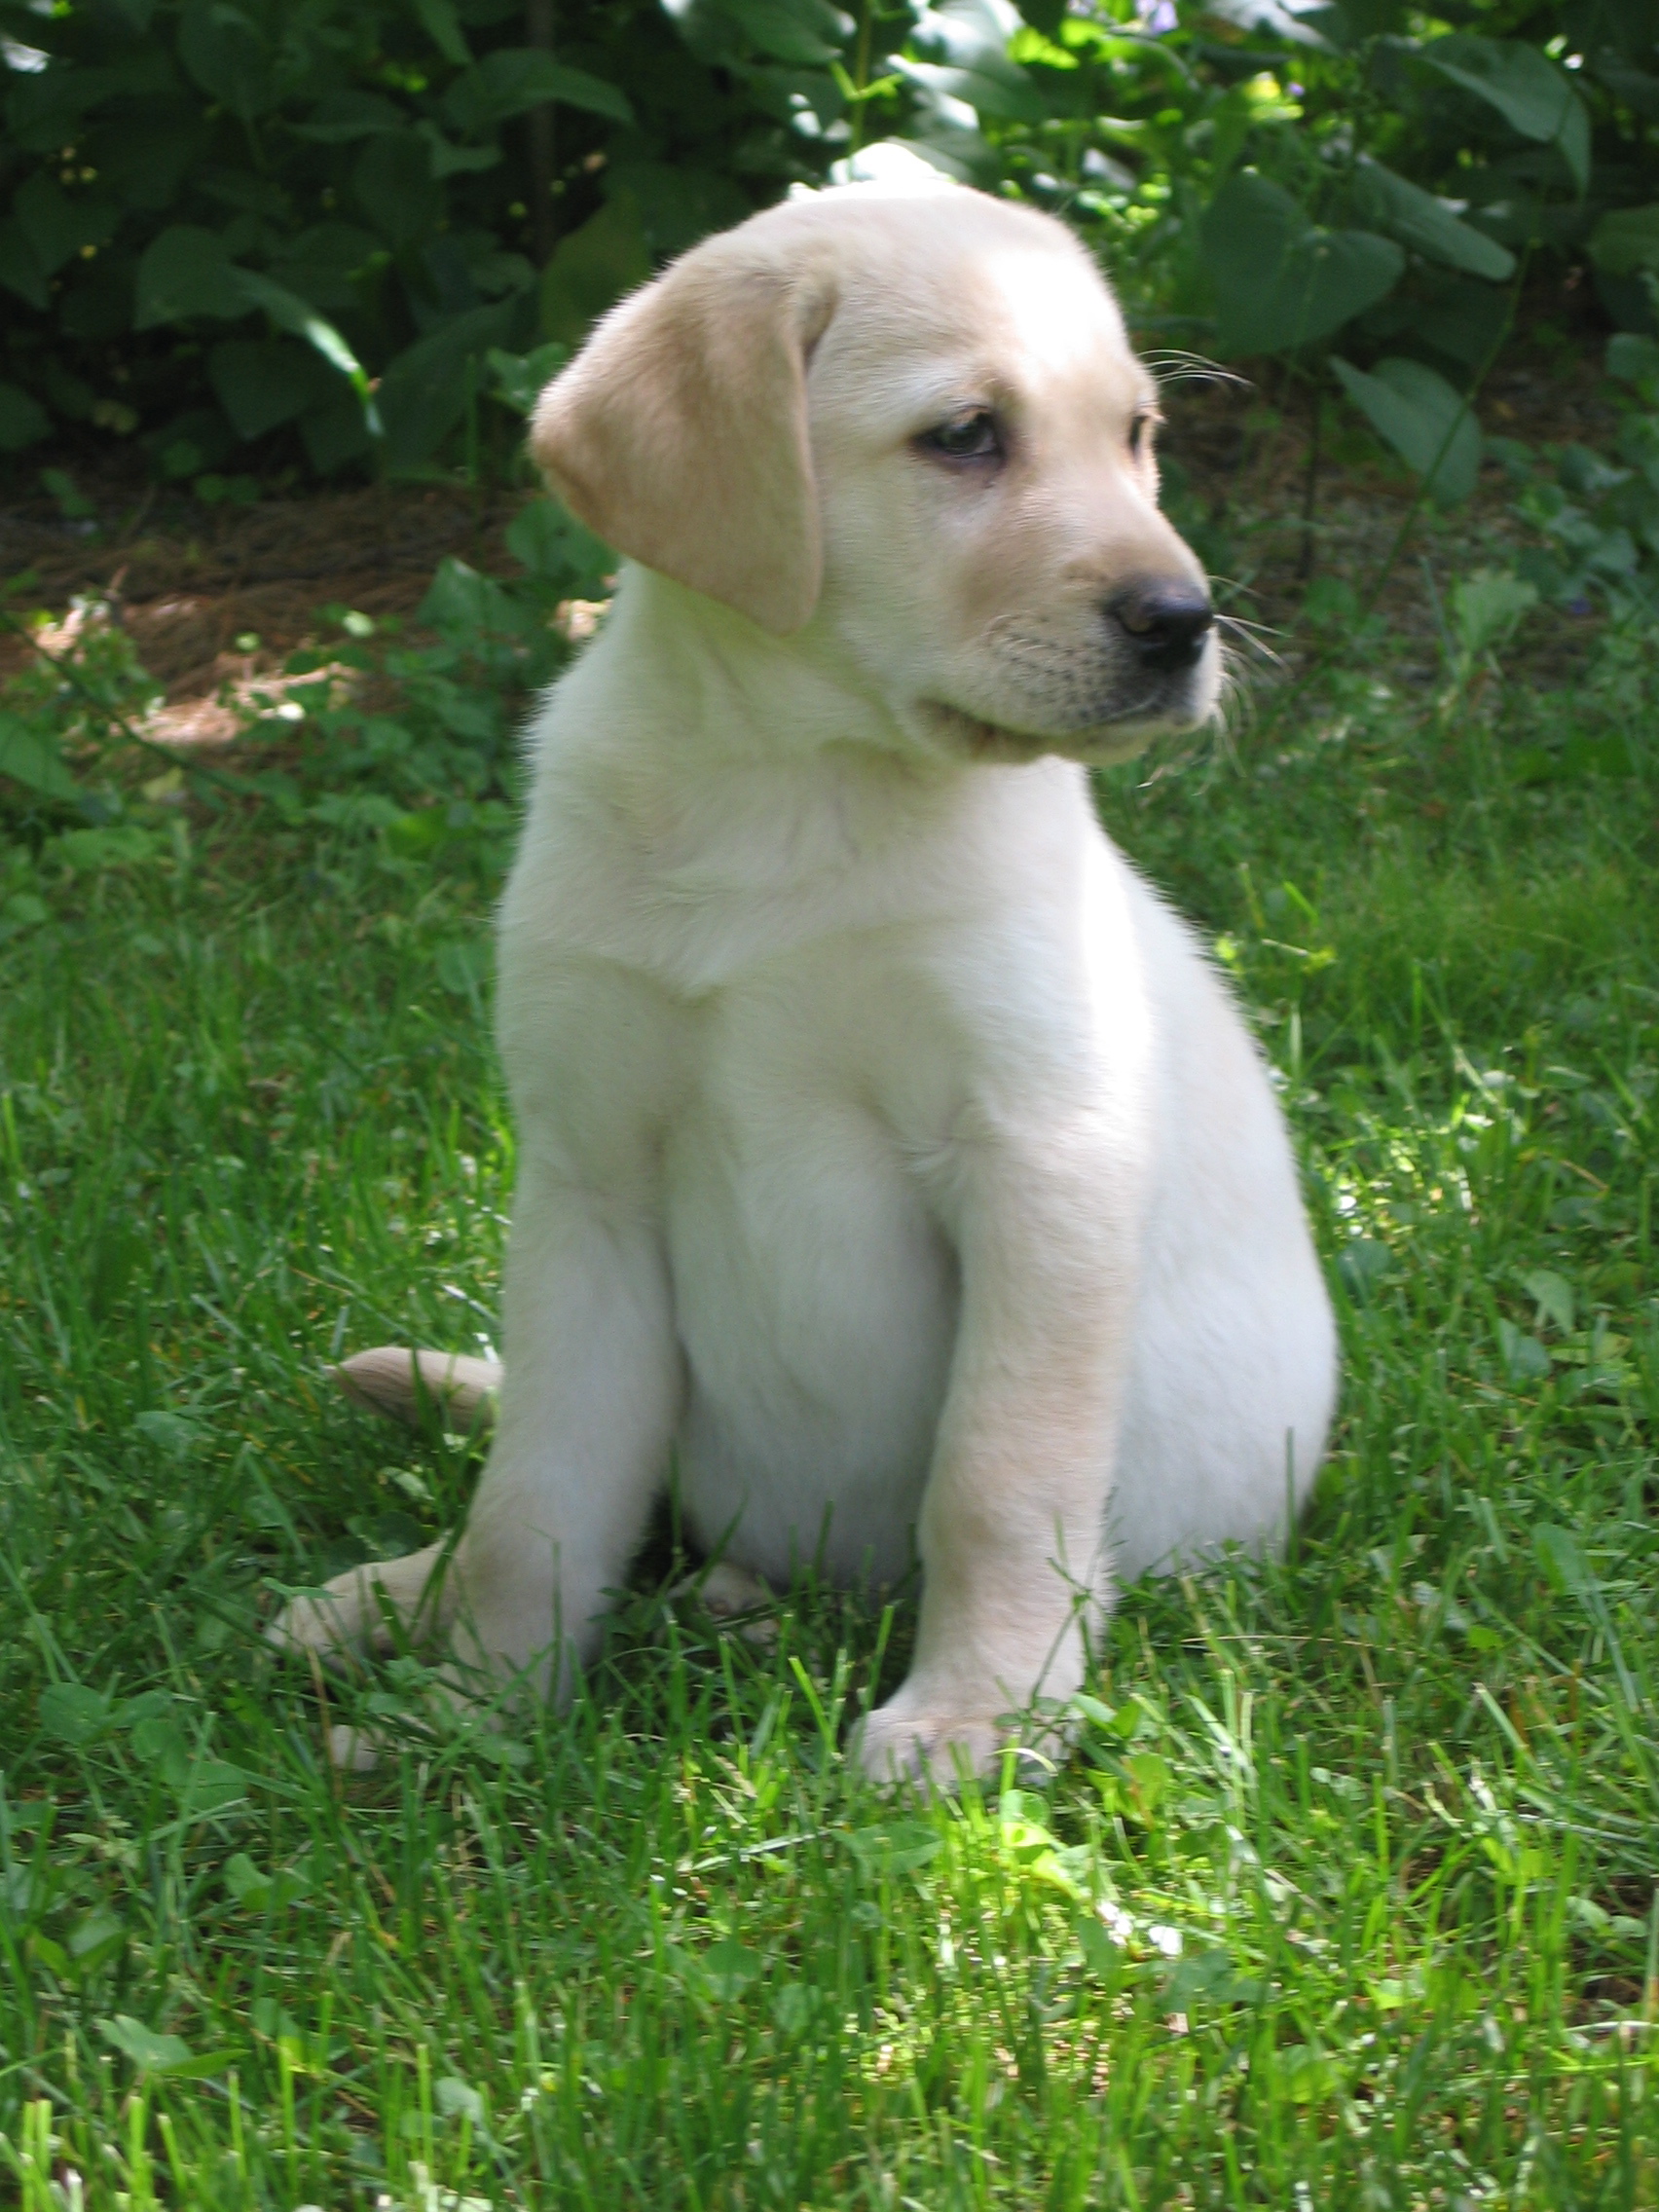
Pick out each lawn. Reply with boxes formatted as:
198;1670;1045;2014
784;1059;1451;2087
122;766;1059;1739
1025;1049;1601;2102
2;556;1657;2206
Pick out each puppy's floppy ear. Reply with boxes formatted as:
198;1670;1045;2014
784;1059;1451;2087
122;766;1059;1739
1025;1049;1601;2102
530;237;833;636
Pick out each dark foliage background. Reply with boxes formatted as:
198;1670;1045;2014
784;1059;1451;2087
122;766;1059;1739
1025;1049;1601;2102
2;0;1657;503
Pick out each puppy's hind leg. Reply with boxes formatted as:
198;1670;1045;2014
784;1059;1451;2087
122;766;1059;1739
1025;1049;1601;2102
334;1347;502;1432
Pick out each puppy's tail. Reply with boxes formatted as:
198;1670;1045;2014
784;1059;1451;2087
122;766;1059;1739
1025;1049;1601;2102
334;1346;501;1433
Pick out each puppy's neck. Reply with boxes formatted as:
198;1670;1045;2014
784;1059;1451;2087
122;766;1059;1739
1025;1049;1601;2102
596;563;940;775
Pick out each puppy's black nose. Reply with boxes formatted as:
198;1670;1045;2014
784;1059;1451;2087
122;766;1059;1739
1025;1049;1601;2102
1108;579;1215;672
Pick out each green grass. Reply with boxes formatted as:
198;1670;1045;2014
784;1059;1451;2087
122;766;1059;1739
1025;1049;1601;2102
1;608;1656;2210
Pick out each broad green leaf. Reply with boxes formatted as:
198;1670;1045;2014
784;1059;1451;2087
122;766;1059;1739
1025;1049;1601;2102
55;826;161;870
134;225;240;326
1450;569;1536;658
98;2015;232;2078
5;63;127;155
1075;1911;1118;1977
540;194;652;349
67;1909;126;1963
1608;331;1659;384
443;50;634;133
1496;1317;1550;1380
1335;1236;1392;1302
413;0;471;65
436;2077;485;2124
177;0;274;125
1588;204;1659;278
895;55;1049;124
207;338;330;440
1414;277;1510;369
848;1820;942;1874
268;221;383;313
181;1757;249;1815
224;1852;312;1908
14;174;121;276
1124;1751;1169;1818
697;1938;762;2000
1331;354;1482;503
906;0;1046;122
1533;1524;1590;1595
1522;1268;1575;1335
290;91;405;142
0;709;81;794
0;384;51;453
487;342;569;416
386;809;448;857
435;939;493;997
92;119;206;213
505;498;613;593
224;1854;265;1900
1277;2045;1337;2103
353;134;444;252
378;302;516;467
0;221;50;311
230;271;383;439
1206;0;1330;47
419;122;502;177
129;1712;189;1769
38;1682;112;1745
419;557;535;642
1163;1948;1253;2012
132;1409;206;1456
1202;174;1403;354
1351;157;1514;281
603;162;754;258
1419;37;1590;193
717;0;853;63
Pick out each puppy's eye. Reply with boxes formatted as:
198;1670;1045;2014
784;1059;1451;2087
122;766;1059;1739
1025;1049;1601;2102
918;411;1002;462
1129;412;1158;461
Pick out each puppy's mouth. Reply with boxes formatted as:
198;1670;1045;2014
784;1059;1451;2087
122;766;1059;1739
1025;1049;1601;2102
916;694;1204;767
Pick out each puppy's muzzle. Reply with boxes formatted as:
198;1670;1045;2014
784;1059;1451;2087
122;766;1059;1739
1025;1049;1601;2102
1107;578;1215;676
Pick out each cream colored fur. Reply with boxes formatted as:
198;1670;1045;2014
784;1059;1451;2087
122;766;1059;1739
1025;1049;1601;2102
272;186;1338;1782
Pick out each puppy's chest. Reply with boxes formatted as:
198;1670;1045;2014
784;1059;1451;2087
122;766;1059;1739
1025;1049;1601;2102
504;753;1131;1191
537;776;947;996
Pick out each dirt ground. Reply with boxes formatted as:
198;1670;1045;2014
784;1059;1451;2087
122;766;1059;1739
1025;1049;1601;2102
0;331;1616;745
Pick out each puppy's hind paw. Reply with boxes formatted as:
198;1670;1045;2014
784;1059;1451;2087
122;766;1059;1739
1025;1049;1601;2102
673;1560;779;1645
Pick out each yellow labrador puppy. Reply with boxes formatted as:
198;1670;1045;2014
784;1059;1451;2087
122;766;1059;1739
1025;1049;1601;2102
274;186;1337;1781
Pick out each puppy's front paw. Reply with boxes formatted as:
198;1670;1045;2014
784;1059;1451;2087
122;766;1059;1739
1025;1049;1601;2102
854;1691;1013;1789
267;1540;451;1668
267;1580;372;1668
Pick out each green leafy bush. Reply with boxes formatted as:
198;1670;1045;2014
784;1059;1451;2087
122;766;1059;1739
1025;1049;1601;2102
4;0;1656;500
0;0;854;480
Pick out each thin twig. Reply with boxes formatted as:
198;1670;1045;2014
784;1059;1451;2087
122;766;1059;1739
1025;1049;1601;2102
0;601;260;800
1250;233;1537;746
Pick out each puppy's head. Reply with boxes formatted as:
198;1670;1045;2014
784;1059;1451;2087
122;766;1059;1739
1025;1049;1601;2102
532;189;1219;763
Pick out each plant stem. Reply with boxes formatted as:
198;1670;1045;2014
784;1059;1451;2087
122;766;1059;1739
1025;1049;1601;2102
1299;381;1323;584
1252;236;1537;744
527;0;557;264
0;606;258;800
1350;239;1534;632
848;0;875;155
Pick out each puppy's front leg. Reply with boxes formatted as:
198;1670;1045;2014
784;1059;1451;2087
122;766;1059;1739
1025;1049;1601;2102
448;1161;682;1702
858;1129;1135;1784
276;1161;682;1712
